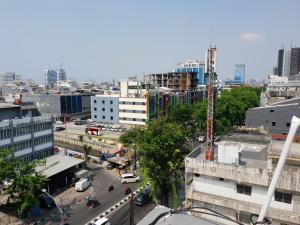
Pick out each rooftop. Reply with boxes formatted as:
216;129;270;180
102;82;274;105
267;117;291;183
137;205;219;225
36;154;84;178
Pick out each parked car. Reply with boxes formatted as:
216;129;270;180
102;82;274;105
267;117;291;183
75;178;91;192
134;187;151;206
100;153;113;161
106;163;116;170
55;127;65;131
38;194;55;209
120;173;141;184
92;217;111;225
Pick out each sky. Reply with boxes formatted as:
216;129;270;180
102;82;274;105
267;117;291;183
0;0;299;83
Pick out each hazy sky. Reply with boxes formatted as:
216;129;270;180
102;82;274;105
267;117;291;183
0;0;299;83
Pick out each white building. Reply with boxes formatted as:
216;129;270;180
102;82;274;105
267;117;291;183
0;115;54;162
119;97;147;126
185;130;300;225
91;95;119;124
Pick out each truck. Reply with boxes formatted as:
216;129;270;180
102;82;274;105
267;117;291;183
75;178;91;192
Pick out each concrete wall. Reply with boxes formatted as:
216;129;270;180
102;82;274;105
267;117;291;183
245;104;300;135
34;95;61;117
91;96;119;124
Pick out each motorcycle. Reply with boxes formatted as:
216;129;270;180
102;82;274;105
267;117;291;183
108;184;114;192
124;187;131;195
86;197;100;208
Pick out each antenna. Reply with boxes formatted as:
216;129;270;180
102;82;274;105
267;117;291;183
210;26;214;46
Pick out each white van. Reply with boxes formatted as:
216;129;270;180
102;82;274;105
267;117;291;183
75;178;91;192
120;173;141;184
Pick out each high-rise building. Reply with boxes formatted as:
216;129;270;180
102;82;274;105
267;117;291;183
277;47;300;77
0;72;22;83
57;68;67;81
175;60;206;85
44;69;57;86
277;49;284;76
234;63;245;84
290;47;300;76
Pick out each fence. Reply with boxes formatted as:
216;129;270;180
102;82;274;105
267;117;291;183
54;135;115;157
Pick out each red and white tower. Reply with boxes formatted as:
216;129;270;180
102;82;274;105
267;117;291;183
205;46;217;161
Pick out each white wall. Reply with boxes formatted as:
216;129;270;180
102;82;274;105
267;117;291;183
193;175;293;211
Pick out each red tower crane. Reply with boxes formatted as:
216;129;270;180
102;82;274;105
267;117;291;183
205;46;217;161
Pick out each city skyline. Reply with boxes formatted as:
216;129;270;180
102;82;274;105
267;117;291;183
0;0;299;82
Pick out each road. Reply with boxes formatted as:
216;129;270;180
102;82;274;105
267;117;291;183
107;202;156;225
39;164;138;225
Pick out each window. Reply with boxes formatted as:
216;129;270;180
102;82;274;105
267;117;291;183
132;102;135;105
102;116;105;119
142;102;146;105
123;101;125;104
110;116;113;120
219;178;224;181
142;110;146;113
94;115;97;119
133;110;136;113
286;122;290;127
94;107;97;111
272;122;276;126
110;108;113;112
102;100;105;104
270;109;274;112
94;100;96;103
275;191;292;204
133;118;136;121
102;108;105;111
194;173;200;177
236;184;252;195
110;100;113;104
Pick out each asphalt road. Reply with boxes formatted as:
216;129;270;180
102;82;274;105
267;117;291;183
107;202;156;225
41;164;138;225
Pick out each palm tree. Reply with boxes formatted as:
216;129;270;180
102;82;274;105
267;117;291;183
83;144;91;166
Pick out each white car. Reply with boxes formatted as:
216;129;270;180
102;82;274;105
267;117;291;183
92;217;111;225
120;173;141;184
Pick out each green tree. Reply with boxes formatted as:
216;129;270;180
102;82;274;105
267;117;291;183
0;149;48;217
83;144;91;164
119;127;144;170
138;120;187;207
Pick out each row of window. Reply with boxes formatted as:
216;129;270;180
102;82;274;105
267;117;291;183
266;121;290;128
119;117;146;122
0;122;52;140
94;107;114;112
94;115;114;120
94;100;114;104
120;109;146;114
236;184;292;204
119;101;146;106
14;135;53;151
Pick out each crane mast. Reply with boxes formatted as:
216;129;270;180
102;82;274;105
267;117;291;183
205;46;217;161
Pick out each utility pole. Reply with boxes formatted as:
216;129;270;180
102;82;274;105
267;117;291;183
130;192;134;225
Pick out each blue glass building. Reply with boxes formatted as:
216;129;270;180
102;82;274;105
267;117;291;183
234;64;245;84
175;60;206;85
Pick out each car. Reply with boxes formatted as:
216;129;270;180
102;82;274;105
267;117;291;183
134;187;151;206
38;194;56;209
100;153;113;161
106;163;116;170
92;217;111;225
120;173;141;184
74;121;83;125
55;127;65;131
118;164;126;170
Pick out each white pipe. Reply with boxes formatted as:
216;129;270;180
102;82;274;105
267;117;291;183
258;116;300;223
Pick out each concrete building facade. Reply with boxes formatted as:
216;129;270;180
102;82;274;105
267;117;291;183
0;115;54;161
175;60;206;86
185;131;300;225
91;95;119;124
119;97;147;125
34;93;92;120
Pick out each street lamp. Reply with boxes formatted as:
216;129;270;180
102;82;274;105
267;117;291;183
41;189;64;225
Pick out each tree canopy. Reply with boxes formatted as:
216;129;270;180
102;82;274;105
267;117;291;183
0;149;47;217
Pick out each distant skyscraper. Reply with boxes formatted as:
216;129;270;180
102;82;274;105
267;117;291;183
277;47;300;77
44;69;57;86
0;72;22;83
234;64;245;84
273;67;278;75
290;47;300;76
277;49;284;76
57;68;67;81
175;60;206;85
